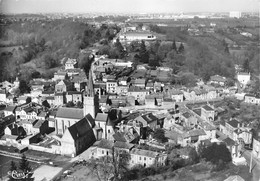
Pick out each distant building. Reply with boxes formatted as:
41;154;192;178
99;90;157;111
237;72;250;87
65;58;77;70
115;31;156;44
229;11;241;18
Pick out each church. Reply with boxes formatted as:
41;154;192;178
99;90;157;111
55;68;98;136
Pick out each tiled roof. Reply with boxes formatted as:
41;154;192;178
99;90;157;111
56;107;84;120
4;106;16;112
131;148;158;158
227;119;240;128
128;87;149;92
134;79;146;84
210;75;226;82
97;139;113;150
67;91;82;95
33;120;45;128
184;129;206;138
114;141;134;150
182;112;192;119
202;105;214;111
113;132;127;142
95;113;108;122
140;113;157;124
223;137;236;146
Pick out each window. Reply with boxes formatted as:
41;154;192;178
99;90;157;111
139;156;141;160
108;129;110;133
144;157;146;161
102;150;104;154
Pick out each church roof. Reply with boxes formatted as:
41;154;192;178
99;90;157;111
56;107;84;120
68;114;95;141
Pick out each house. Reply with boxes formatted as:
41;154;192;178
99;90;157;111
94;139;113;158
0;115;16;135
145;94;163;107
55;107;84;135
181;112;197;129
233;127;252;146
0;89;7;102
127;87;149;104
201;105;215;121
116;31;156;44
31;119;48;135
116;85;129;95
95;113;114;140
209;75;226;86
146;81;154;90
171;90;184;102
66;91;83;104
17;96;28;104
19;119;38;135
244;94;260;105
15;103;43;120
61;114;96;157
55;80;74;93
222;137;239;158
126;113;158;139
44;96;55;106
42;91;55;97
71;72;87;92
65;58;77;70
133;79;146;88
130;148;167;168
220;119;244;140
54;93;65;106
112;131;137;144
182;129;208;147
106;80;118;94
4;106;16;117
53;71;68;81
237;72;250;87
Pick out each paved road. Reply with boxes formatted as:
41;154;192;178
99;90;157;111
242;149;260;181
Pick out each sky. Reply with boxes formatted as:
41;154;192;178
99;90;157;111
0;0;259;14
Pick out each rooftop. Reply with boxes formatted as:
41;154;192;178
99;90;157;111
95;113;108;122
202;105;214;111
131;148;159;158
56;107;84;120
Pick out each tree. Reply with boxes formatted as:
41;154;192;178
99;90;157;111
188;147;199;164
139;40;149;63
178;43;184;53
243;59;250;73
172;40;177;51
200;143;232;166
153;128;168;143
66;101;75;107
9;161;17;181
148;53;160;67
87;156;114;181
19;154;31;173
19;80;30;94
86;149;130;181
114;38;125;59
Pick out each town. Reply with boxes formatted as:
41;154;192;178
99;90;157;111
0;7;259;181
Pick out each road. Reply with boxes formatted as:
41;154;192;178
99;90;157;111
242;149;260;181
